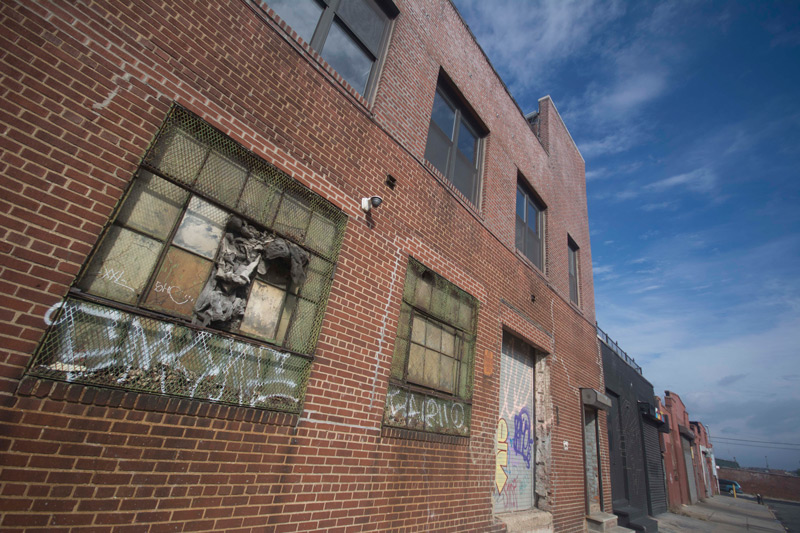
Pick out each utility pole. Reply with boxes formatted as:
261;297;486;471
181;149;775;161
765;456;769;469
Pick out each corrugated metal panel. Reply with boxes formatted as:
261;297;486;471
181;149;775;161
643;420;667;515
494;332;535;513
682;436;698;502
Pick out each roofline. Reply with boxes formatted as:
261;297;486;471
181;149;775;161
447;2;543;137
536;95;585;164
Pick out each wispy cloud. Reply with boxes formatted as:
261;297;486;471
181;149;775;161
454;0;625;94
646;167;717;194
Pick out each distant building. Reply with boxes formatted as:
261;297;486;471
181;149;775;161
716;458;741;469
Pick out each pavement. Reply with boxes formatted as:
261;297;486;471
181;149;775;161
657;494;788;533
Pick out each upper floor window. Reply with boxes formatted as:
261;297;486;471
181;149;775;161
424;79;485;205
265;0;398;97
515;178;546;271
568;236;579;305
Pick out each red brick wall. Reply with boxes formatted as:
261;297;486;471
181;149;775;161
661;392;692;509
0;0;605;531
718;468;800;502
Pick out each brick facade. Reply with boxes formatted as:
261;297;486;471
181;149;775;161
0;1;606;531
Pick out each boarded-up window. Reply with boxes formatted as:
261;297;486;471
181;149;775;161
384;258;478;436
30;105;347;414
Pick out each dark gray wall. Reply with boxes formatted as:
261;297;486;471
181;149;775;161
602;341;668;524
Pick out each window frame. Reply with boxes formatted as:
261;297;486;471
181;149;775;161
568;236;580;306
515;178;546;272
262;0;398;100
73;105;345;357
384;258;479;437
424;80;486;206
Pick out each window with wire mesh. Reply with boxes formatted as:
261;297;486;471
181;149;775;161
383;258;478;436
28;105;347;413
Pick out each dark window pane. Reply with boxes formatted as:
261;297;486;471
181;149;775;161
457;121;477;163
516;188;525;220
527;199;538;234
268;0;323;43
452;152;477;202
337;0;386;54
515;216;525;251
430;90;455;139
424;124;452;177
526;227;541;268
321;21;373;93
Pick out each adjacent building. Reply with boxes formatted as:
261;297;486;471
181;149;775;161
599;327;667;531
0;0;608;531
659;391;718;510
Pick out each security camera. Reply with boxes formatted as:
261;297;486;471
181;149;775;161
361;196;383;212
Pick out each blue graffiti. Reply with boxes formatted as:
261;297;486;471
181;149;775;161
513;408;533;468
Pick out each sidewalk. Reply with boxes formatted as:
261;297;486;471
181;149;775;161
657;495;787;533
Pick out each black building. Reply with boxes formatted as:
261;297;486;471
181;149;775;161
599;327;668;531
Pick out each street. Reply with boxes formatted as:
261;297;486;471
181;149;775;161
766;497;800;533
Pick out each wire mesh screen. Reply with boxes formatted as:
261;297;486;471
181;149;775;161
30;298;311;413
29;104;348;412
384;258;478;436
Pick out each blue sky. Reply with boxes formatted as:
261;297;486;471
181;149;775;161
453;0;800;471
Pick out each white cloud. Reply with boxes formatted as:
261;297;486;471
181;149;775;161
646;167;717;194
454;0;625;93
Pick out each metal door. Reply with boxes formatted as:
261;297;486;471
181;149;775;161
494;332;535;513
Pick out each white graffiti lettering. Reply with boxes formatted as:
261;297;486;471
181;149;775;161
100;267;135;292
386;385;468;431
40;299;301;406
153;281;192;306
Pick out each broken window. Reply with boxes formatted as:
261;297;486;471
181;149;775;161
30;105;346;413
383;258;478;437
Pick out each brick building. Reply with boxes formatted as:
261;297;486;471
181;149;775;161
660;391;702;509
689;421;718;499
0;1;607;531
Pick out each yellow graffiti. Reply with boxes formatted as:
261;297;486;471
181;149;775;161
496;418;509;493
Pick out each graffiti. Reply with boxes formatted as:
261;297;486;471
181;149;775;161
37;299;303;408
385;385;468;434
153;280;193;306
502;478;519;509
513;408;533;468
496;418;509;493
99;267;134;292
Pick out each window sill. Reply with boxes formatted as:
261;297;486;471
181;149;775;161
249;1;374;112
381;425;469;446
16;376;299;427
422;160;484;220
514;248;547;280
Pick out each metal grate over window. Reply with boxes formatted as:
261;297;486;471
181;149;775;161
28;105;347;414
383;258;478;436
